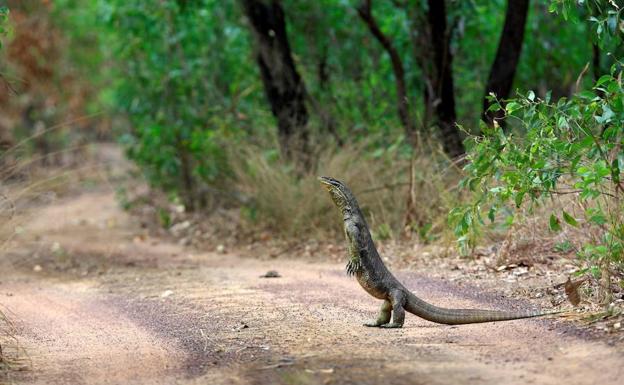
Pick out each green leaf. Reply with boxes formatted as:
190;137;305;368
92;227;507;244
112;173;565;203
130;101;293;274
596;74;612;87
487;102;501;112
487;206;496;223
595;105;615;124
586;208;607;225
505;101;521;114
549;214;562;232
548;2;557;13
607;15;617;33
611;158;620;184
594;161;610;178
514;191;525;208
577;90;595;100
562;211;579;227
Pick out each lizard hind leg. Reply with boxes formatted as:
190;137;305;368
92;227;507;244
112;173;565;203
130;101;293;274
364;299;392;327
380;290;406;328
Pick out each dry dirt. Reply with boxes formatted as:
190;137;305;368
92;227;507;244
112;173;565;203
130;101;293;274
1;188;623;385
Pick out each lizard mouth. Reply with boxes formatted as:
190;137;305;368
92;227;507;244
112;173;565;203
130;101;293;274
318;176;352;214
318;176;348;202
318;176;338;187
318;176;334;191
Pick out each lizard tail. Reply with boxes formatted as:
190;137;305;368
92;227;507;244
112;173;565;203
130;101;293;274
405;292;563;325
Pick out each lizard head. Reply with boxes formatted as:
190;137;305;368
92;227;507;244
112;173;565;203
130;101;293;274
318;176;357;215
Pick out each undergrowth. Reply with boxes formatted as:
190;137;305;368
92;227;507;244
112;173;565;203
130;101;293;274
229;138;462;242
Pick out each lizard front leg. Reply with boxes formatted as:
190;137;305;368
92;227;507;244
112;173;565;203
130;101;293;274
364;299;392;327
379;290;406;328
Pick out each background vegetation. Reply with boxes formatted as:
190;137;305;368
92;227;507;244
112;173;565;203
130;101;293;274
0;0;623;303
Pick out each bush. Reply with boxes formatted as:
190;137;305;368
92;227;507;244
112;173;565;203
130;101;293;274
103;0;259;210
451;68;624;301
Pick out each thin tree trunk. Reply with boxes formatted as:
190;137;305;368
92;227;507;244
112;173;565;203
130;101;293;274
482;0;530;126
357;0;416;145
241;0;310;164
592;44;601;81
405;4;434;130
427;0;463;158
314;45;343;146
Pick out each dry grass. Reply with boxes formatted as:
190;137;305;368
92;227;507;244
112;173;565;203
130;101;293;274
480;187;624;306
230;139;463;242
0;143;128;260
488;189;604;255
0;307;28;383
488;194;583;267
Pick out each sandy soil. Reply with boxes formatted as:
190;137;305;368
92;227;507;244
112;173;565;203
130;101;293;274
1;189;623;385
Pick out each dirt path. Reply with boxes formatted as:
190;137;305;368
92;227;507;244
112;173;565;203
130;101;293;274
1;189;623;385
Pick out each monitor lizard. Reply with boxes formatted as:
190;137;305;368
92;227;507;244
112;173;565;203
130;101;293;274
319;176;561;328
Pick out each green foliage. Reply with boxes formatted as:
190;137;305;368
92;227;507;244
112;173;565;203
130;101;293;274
554;239;575;252
456;1;596;124
285;0;421;138
0;6;9;48
51;0;108;109
550;0;624;42
451;67;624;288
102;0;259;209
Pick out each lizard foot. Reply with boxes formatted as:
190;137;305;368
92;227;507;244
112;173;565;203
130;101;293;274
363;320;388;327
379;323;403;329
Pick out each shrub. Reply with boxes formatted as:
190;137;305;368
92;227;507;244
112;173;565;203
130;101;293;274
451;68;624;301
103;0;258;210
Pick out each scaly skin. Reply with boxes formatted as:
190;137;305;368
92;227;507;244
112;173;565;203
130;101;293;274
319;176;560;328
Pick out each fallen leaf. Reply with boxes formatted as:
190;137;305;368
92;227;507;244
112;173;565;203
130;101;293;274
564;277;588;306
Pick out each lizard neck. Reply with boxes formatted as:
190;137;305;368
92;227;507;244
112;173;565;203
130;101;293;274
342;206;366;226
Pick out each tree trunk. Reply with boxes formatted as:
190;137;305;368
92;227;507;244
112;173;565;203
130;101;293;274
592;44;601;81
482;0;530;126
426;0;463;158
357;0;416;146
241;0;310;163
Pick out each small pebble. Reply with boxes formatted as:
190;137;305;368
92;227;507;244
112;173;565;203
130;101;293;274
260;270;281;278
